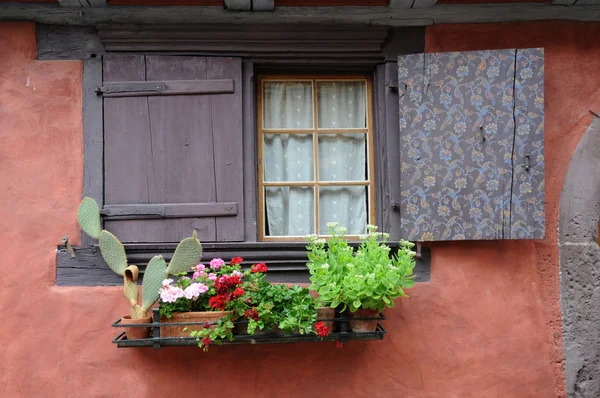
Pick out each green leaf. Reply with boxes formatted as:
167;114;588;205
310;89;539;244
98;230;127;276
353;299;361;309
77;197;101;240
141;256;167;312
167;234;203;275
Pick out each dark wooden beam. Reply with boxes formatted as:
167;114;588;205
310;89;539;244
81;58;104;247
36;24;104;60
58;0;107;7
56;242;432;285
6;3;600;26
389;0;437;8
223;0;250;10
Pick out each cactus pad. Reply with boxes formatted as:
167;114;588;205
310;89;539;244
124;279;139;306
77;197;101;239
130;304;145;320
141;256;167;312
98;230;128;276
166;232;203;275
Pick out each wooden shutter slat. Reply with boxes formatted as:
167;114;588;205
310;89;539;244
101;203;238;220
207;57;244;242
397;48;545;241
99;79;234;97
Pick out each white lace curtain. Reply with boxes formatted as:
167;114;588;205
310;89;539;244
263;81;368;237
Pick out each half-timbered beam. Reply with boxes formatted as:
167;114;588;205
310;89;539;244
4;3;600;25
58;0;107;7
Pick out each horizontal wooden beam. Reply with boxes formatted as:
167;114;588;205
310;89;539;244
56;242;432;285
100;202;238;220
6;3;600;26
36;24;104;60
58;0;107;7
98;79;234;97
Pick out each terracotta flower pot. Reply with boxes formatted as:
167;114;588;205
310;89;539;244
348;308;379;332
316;307;336;332
121;315;152;340
160;311;232;338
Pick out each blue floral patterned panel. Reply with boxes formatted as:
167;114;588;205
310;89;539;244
397;48;544;241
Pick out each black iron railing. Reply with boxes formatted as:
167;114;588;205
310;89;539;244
112;308;386;348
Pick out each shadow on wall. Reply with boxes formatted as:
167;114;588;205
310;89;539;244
559;116;600;398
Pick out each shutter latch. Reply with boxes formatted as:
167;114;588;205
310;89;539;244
60;236;76;258
524;154;531;172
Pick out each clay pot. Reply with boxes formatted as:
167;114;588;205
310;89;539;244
160;311;232;338
348;308;379;332
121;316;152;340
316;307;336;332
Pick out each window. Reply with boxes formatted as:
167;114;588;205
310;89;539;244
258;76;375;240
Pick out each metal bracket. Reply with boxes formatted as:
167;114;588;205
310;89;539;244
414;242;422;259
60;236;76;258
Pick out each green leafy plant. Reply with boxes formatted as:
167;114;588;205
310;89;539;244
77;197;203;319
189;261;321;350
306;223;416;312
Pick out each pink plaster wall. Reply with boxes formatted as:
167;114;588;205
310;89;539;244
2;20;600;397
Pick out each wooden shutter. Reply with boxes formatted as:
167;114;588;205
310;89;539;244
102;55;243;243
397;48;544;241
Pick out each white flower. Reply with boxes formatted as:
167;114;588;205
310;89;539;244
315;238;326;244
338;227;348;234
326;221;339;228
367;224;378;232
368;273;375;279
321;263;330;269
357;274;364;278
305;234;318;242
162;278;173;287
346;263;354;268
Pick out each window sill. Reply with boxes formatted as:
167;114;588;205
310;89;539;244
56;242;431;286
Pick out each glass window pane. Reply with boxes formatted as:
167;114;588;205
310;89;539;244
319;186;367;235
317;81;366;129
263;134;314;182
263;81;313;129
265;186;315;236
318;133;366;182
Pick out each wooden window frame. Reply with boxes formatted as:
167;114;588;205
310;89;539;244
257;75;376;241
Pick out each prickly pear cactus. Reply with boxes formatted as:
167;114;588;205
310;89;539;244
166;231;203;275
75;197;205;321
98;230;128;276
124;279;139;306
141;256;167;313
77;197;101;239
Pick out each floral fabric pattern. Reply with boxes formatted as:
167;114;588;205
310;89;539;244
397;48;544;241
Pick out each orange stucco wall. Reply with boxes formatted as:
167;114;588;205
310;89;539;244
2;20;600;397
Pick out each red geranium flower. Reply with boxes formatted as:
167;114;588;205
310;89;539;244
233;287;245;298
201;337;211;347
315;321;329;337
209;294;228;311
231;256;243;265
251;263;268;273
244;308;260;321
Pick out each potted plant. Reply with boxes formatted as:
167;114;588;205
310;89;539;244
159;257;246;338
77;197;203;339
306;223;416;332
190;263;329;350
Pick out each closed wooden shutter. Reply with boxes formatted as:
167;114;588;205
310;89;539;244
397;48;544;241
102;55;243;243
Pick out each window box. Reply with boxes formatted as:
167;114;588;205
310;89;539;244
111;308;386;349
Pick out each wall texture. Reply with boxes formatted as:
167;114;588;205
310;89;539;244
2;20;599;397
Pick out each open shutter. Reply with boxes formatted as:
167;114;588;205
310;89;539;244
397;48;544;241
102;55;243;243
